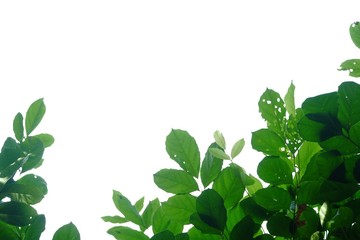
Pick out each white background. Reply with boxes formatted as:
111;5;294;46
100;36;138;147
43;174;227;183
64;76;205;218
1;1;360;239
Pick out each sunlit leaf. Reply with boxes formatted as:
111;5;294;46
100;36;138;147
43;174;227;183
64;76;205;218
230;138;245;159
213;130;226;149
25;98;46;136
284;81;296;116
153;169;198;194
209;148;231;160
166;129;200;177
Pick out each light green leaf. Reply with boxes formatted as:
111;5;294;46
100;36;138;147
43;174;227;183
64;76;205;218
102;215;128;224
213;130;226;149
187;227;222;240
338;81;360;129
251;129;287;157
296;141;322;180
112;190;144;227
254;187;291;211
25;98;46;136
350;22;360;49
142;198;160;230
153;169;198;194
200;143;223;188
107;226;149;240
135;197;145;212
245;174;263;195
230;138;245;159
258;88;286;134
209;148;231;160
152;207;183;235
257;156;292;185
162;194;196;225
0;202;37;226
24;214;46;240
213;166;245;209
32;134;55;148
166;129;200;177
284;81;296;116
20;137;44;173
13;113;24;142
339;59;360;77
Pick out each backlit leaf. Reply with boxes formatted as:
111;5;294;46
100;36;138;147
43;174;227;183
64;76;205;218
32;134;54;148
25;98;46;136
213;130;226;149
339;59;360;77
102;215;128;224
257;156;292;185
112;190;144;227
153;169;198;194
350;22;360;49
200;143;223;188
107;226;149;240
284;81;296;116
251;129;287;157
13;113;24;142
142;198;160;230
162;194;196;224
254;187;291;212
230;138;245;159
209;148;231;160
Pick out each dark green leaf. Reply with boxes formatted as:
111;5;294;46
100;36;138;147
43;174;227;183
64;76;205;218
284;82;296;116
200;143;223;188
230;215;259;240
107;226;149;240
253;234;274;240
102;215;128;224
25;98;46;136
257;156;292;185
226;203;246;232
20;137;44;173
258;88;286;134
349;121;360;146
24;214;46;240
0;155;28;191
0;137;22;171
112;190;144;227
301;92;338;116
13;113;24;142
267;214;293;237
196;189;227;232
251;129;287;157
53;222;80;240
339;59;360;77
151;230;175;240
213;130;226;149
254;187;291;212
166;129;200;177
32;134;54;148
142;198;160;230
189;213;222;235
153;169;198;194
230;138;245;159
175;233;189;240
350;22;360;49
209;148;231;160
240;197;270;224
0;201;37;226
338;81;360;129
213;166;245;209
326;207;354;231
1;174;48;205
296;207;319;238
162;194;196;225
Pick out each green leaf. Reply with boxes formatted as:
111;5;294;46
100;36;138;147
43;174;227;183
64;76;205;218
187;227;222;240
0;221;19;240
153;169;198;194
189;213;222;235
296;141;322;180
142;198;160;230
135;197;145;212
230;138;245;159
0;137;22;172
213;166;245;209
251;129;287;157
213;130;226;149
240;197;270;224
296;207;319;238
112;190;143;227
162;194;196;225
200;143;223;188
320;135;360;154
32;134;55;148
195;189;227;232
254;187;292;212
209;148;231;160
301;91;338;116
166;129;200;177
175;233;189;240
25;98;46;136
267;214;293;237
107;226;149;240
338;81;360;129
1;174;48;205
258;88;286;134
230;215;259;240
151;230;175;240
350;22;360;49
284;81;296;116
53;222;80;240
339;59;360;77
0;155;28;191
349;121;360;146
326;207;354;231
152;206;183;235
257;156;292;185
20;137;45;173
0;202;37;226
13;113;24;142
102;215;128;224
226;203;246;232
24;214;46;240
245;174;263;195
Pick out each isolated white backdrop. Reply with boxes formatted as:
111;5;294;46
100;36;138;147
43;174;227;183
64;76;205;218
1;1;360;239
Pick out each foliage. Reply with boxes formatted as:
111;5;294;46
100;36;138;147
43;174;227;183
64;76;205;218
0;99;80;240
104;22;360;240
